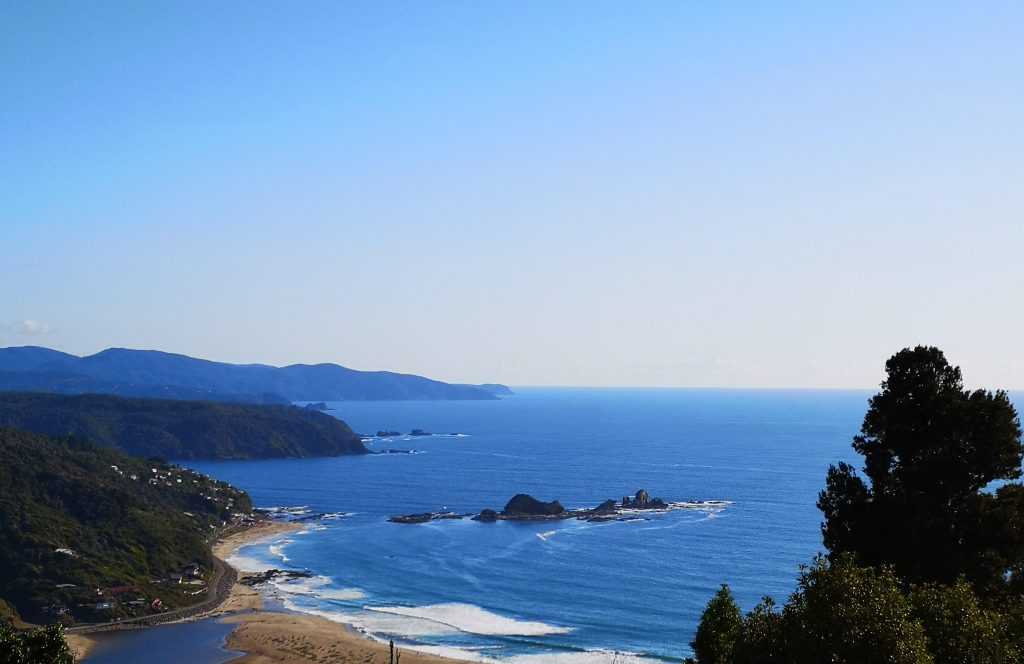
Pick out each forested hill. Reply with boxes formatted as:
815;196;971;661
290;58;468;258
0;392;368;459
0;427;253;624
0;346;507;402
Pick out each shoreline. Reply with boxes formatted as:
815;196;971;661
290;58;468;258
67;520;303;661
68;516;652;664
215;520;469;664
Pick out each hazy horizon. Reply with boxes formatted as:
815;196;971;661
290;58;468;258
3;3;1021;389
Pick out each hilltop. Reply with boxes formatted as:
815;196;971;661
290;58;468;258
0;392;368;459
0;346;508;402
0;427;254;624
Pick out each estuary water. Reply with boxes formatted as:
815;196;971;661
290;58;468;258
188;388;872;662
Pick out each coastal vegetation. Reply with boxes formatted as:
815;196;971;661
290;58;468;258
687;347;1024;663
0;392;367;459
0;623;74;664
0;346;507;402
0;427;254;625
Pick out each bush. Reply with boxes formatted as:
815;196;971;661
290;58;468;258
0;623;75;664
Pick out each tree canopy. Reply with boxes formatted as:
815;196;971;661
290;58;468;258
689;585;742;664
690;346;1024;663
0;623;74;664
818;346;1023;590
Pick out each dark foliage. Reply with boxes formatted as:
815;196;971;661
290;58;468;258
691;347;1024;663
0;623;74;664
909;579;1021;664
779;557;931;664
693;557;1024;664
689;585;742;664
0;427;251;623
0;392;366;459
818;346;1023;591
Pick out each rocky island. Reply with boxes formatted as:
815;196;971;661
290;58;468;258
389;490;729;525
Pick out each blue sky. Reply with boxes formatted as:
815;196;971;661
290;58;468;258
2;2;1022;388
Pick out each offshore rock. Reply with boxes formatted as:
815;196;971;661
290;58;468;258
503;494;565;516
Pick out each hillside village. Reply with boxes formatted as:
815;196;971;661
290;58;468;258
0;428;258;625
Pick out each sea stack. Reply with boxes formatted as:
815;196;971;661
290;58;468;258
503;494;565;516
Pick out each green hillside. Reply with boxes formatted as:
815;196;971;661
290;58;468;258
0;427;253;624
0;392;367;459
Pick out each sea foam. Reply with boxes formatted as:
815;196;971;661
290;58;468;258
505;651;655;663
270;574;366;601
368;603;573;636
225;553;275;573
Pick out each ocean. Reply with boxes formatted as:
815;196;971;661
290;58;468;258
183;388;873;662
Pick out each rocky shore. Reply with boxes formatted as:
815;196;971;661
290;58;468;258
389;489;728;525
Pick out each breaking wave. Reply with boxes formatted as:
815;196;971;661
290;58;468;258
367;603;573;637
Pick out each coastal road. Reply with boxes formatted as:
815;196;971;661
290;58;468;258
65;556;237;635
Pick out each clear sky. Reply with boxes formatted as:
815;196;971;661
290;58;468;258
2;2;1021;388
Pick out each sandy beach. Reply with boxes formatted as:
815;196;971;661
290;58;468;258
216;521;467;664
225;612;469;664
71;520;467;663
210;520;306;615
66;633;98;661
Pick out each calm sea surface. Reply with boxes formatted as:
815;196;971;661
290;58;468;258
181;388;880;662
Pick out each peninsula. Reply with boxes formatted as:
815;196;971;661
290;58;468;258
0;392;368;459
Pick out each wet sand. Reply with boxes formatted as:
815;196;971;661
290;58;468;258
66;633;98;661
209;520;306;615
218;521;466;663
224;612;468;664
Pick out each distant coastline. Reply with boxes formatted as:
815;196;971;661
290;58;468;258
0;345;509;403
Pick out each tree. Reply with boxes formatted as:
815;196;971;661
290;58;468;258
909;579;1021;664
690;585;742;664
0;623;75;664
818;346;1023;589
731;597;783;664
780;556;932;664
690;557;934;664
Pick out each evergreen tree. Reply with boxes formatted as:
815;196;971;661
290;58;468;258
690;585;741;664
818;346;1023;590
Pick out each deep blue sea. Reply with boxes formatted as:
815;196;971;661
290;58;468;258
181;388;877;662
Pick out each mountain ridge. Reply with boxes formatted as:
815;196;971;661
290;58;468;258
0;346;508;402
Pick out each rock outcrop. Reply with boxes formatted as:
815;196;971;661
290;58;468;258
503;494;565;516
388;511;469;524
389;489;725;526
621;489;667;510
